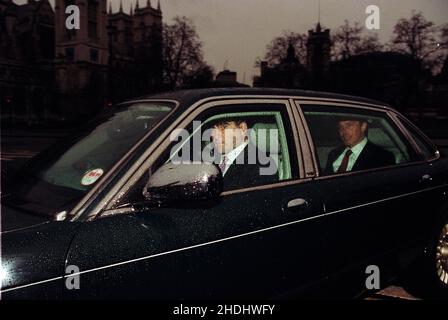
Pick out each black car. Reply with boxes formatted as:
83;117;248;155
1;88;448;299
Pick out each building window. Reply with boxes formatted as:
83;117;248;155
125;27;132;45
90;49;98;62
65;47;75;61
39;25;55;60
88;0;98;40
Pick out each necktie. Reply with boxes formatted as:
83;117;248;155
337;149;353;173
219;155;228;174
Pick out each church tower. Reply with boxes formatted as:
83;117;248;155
55;0;108;64
54;0;109;119
306;22;331;89
132;0;163;94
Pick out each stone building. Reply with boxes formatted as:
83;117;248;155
212;69;248;88
328;52;426;113
253;43;308;89
253;23;330;90
0;0;163;123
306;22;331;89
107;0;163;103
0;0;56;123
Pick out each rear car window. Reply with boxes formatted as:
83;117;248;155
397;116;438;161
301;104;418;176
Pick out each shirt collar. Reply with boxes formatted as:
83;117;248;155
347;137;368;157
224;141;248;164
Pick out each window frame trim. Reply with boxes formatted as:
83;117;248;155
293;100;320;178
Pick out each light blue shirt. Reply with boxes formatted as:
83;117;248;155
332;137;368;173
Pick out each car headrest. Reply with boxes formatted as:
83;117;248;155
249;123;279;154
368;128;394;148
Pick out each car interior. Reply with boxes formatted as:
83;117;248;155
167;111;294;187
303;112;412;173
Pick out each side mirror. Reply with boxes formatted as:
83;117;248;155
143;162;223;204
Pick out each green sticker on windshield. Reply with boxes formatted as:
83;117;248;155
81;169;104;186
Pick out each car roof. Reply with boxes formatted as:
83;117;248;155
134;87;393;111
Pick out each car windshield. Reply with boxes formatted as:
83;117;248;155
4;102;174;217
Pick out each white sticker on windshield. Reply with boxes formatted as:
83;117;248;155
81;169;104;186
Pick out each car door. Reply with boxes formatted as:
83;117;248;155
64;98;328;299
388;113;448;250
298;101;441;288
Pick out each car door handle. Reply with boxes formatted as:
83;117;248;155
420;174;433;184
285;198;309;213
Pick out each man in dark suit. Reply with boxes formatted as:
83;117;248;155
324;117;395;176
211;120;278;191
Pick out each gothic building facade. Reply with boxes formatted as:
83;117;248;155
306;23;331;89
0;0;56;123
253;43;308;89
0;0;163;123
107;0;163;104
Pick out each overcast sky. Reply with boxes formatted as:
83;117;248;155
14;0;448;85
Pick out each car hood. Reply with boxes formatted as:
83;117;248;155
1;204;50;234
1;215;81;298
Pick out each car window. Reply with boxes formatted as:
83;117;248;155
166;105;299;192
38;103;173;191
120;103;299;205
397;116;437;160
5;102;174;216
169;111;293;182
301;104;417;176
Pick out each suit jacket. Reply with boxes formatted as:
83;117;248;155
324;141;395;176
221;143;278;191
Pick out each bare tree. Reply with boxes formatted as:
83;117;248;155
356;33;384;54
431;24;448;74
260;31;308;67
181;65;215;89
163;16;212;89
441;24;448;49
332;20;383;59
439;24;448;62
332;20;362;59
390;11;439;69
